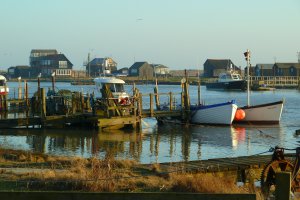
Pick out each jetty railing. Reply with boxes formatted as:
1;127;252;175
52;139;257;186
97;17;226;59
250;76;300;88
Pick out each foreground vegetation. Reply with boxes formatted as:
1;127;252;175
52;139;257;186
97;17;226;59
0;149;263;199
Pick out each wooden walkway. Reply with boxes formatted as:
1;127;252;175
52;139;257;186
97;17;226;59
250;76;300;88
142;154;295;182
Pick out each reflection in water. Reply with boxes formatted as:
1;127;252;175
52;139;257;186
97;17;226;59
231;127;246;149
0;120;294;164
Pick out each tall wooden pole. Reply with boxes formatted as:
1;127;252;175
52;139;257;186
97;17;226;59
246;49;251;107
197;79;201;105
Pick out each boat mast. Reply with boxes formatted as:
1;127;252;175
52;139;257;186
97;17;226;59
244;49;251;106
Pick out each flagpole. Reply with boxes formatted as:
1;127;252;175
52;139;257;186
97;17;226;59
246;49;250;107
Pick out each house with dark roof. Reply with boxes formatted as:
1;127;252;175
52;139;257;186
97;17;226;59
86;57;117;77
203;59;241;78
273;63;300;76
252;64;274;76
29;49;73;77
129;62;154;78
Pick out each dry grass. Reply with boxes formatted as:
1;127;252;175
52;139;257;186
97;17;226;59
0;148;262;196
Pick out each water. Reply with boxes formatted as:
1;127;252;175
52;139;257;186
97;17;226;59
0;82;300;164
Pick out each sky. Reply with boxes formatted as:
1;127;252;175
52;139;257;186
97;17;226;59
0;0;299;70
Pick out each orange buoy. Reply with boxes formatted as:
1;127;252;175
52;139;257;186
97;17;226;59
234;109;245;121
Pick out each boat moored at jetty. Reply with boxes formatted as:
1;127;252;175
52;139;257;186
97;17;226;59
94;75;130;104
234;100;284;124
233;49;284;124
190;100;238;125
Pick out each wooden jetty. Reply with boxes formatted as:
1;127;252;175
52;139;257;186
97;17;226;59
142;153;295;184
250;76;300;88
0;76;191;130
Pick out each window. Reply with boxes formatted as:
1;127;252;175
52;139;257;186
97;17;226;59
131;69;137;74
115;84;124;92
59;61;67;68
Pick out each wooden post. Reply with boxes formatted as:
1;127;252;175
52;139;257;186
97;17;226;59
149;93;153;117
37;77;41;101
183;70;190;122
40;88;46;118
197;80;201;105
275;172;291;200
154;80;160;111
25;81;29;128
169;92;173;111
51;73;55;93
138;92;142;117
3;83;8;111
80;92;84;113
18;79;22;99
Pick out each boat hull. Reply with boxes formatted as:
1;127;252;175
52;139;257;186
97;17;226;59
190;101;238;125
206;80;246;90
233;100;284;124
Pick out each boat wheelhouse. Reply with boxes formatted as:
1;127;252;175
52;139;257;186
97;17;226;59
94;76;129;102
206;71;246;90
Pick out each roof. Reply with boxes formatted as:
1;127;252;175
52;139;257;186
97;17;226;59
274;63;300;69
90;58;105;65
255;64;274;69
88;58;117;66
15;65;30;69
44;54;73;66
204;59;236;69
130;62;150;70
31;49;58;54
94;77;125;84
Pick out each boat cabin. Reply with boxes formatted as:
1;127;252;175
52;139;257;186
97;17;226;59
94;76;129;101
218;72;242;83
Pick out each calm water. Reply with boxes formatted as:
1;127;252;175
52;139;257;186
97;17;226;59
0;81;300;164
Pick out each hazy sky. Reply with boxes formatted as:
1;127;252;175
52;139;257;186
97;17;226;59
0;0;299;70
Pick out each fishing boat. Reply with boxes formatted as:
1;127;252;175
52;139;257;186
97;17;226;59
233;50;284;124
235;100;284;124
94;75;129;104
0;75;9;95
190;101;238;125
206;71;246;91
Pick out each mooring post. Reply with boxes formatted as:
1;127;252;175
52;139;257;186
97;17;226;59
275;172;291;200
25;81;29;128
40;88;46;117
169;92;173;111
149;93;153;117
198;79;201;105
37;76;41;101
18;77;22;100
51;72;56;93
71;93;76;114
154;81;160;111
80;92;84;113
138;92;143;117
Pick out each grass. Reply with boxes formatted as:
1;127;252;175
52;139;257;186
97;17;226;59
0;148;263;199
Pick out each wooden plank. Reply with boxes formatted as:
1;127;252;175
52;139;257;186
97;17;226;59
0;191;256;200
